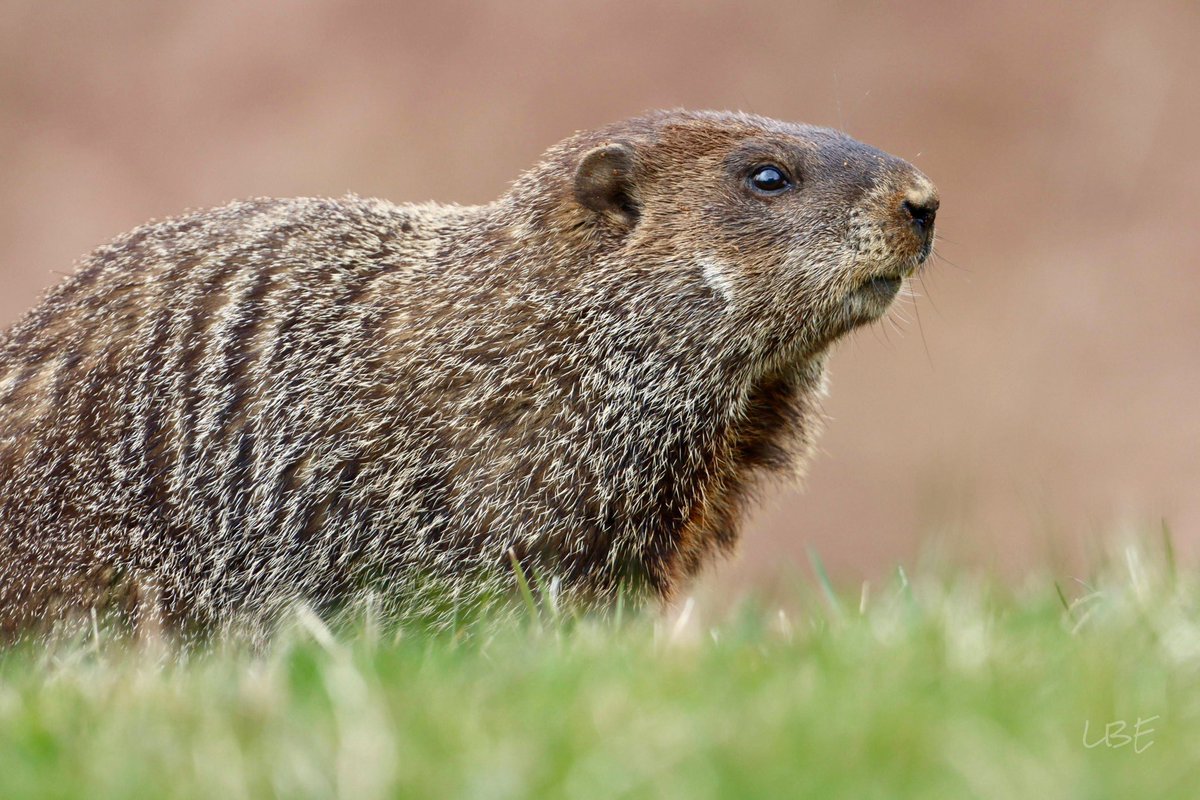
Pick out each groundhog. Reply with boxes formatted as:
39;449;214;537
0;110;937;638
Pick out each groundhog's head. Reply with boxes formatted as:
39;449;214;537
543;110;938;360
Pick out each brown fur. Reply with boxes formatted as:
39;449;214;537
0;110;937;638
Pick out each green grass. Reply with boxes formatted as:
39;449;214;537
2;540;1199;799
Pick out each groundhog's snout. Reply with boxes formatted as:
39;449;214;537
901;181;939;257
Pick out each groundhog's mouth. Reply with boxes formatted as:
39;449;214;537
861;274;902;300
850;273;904;309
839;271;906;329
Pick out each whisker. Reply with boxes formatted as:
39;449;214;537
911;292;934;368
887;305;912;326
931;247;970;274
915;273;942;317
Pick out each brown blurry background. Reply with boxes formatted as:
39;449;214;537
2;1;1197;597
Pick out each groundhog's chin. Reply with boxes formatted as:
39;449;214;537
840;273;903;327
802;278;903;353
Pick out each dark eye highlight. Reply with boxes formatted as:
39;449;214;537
748;165;791;194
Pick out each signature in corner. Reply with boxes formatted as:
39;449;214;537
1082;716;1159;753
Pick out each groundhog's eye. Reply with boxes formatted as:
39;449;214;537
748;165;791;195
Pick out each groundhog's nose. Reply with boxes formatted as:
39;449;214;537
901;184;939;240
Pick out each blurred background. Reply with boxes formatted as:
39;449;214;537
1;1;1197;599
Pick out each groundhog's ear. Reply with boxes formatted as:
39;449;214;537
573;142;640;227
